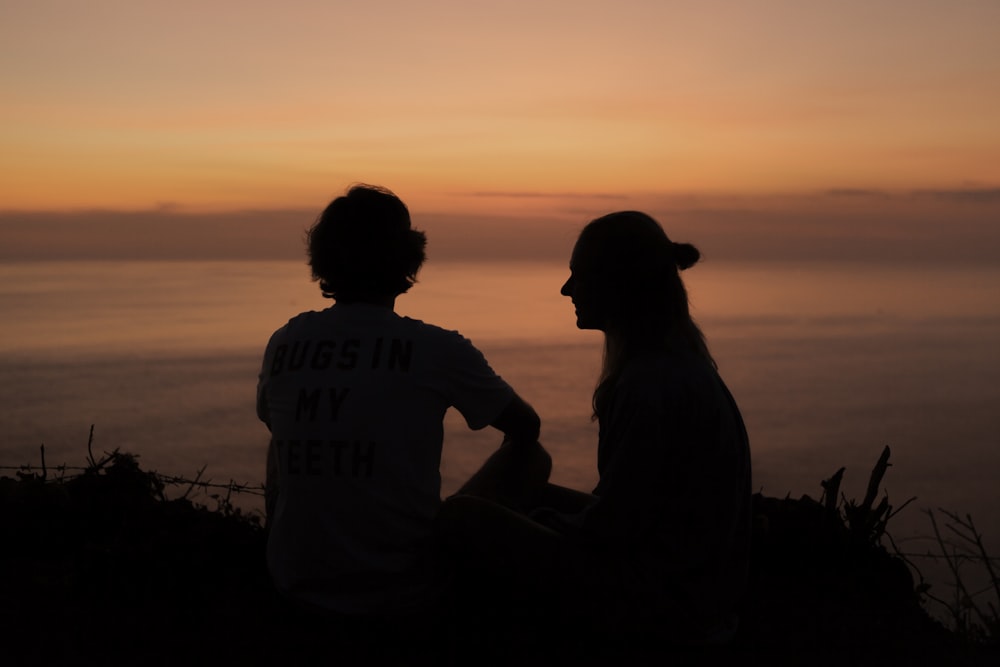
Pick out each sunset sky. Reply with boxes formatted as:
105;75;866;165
2;1;999;259
3;1;1000;549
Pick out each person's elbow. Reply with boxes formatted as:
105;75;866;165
492;393;541;444
512;408;542;444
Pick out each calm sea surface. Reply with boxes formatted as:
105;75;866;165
2;259;998;557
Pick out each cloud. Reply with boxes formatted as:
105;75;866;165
825;188;891;199
911;188;1000;203
460;191;629;200
3;189;1000;265
0;208;312;261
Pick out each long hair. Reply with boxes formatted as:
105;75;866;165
577;211;714;420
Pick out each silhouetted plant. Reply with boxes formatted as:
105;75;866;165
820;445;916;546
914;509;1000;644
817;446;998;645
1;425;266;514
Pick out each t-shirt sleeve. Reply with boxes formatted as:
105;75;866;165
256;325;286;427
433;331;514;430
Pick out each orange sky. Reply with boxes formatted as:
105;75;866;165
2;0;999;216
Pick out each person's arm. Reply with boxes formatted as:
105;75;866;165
489;391;541;446
454;392;548;511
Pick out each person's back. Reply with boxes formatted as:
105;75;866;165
582;348;751;641
432;210;752;655
561;211;752;643
257;185;541;617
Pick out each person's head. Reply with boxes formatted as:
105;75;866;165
560;210;712;416
307;185;427;302
561;210;702;335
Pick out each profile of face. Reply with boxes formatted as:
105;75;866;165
560;238;614;331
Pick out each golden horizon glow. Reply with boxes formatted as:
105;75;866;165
2;1;999;213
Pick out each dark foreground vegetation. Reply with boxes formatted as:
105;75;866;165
2;437;997;666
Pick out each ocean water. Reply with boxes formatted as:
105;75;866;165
1;259;998;558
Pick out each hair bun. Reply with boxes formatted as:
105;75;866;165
671;241;700;270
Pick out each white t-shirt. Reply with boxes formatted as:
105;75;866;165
257;303;514;614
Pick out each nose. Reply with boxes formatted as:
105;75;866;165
560;275;573;297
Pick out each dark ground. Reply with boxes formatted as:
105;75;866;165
1;451;996;666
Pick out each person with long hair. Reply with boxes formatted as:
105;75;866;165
436;210;751;653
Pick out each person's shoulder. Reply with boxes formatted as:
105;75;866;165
621;350;716;400
274;308;329;333
625;349;708;379
395;318;497;370
264;307;349;348
396;316;474;345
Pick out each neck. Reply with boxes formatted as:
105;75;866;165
338;295;396;309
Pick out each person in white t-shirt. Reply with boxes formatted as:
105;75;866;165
256;185;546;627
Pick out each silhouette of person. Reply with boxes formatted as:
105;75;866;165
256;185;547;634
435;211;751;653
